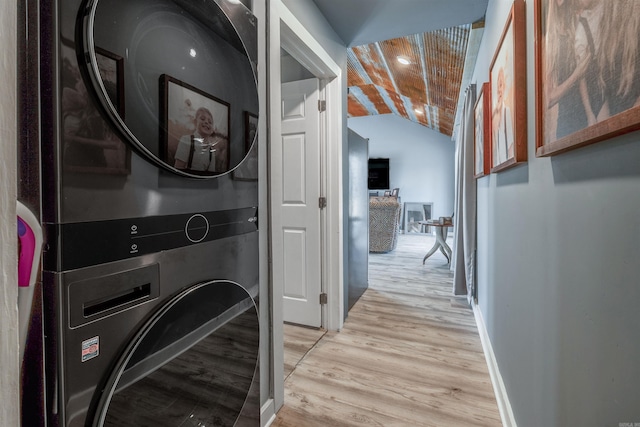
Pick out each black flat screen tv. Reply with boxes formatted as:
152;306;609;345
368;158;390;190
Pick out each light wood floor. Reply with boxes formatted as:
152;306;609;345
273;233;501;427
283;323;326;380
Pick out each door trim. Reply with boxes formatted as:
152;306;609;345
268;0;344;416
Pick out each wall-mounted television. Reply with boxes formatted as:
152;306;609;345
368;158;390;190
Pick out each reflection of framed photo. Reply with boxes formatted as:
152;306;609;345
60;40;130;175
489;0;527;172
233;111;258;181
244;111;258;151
160;74;230;174
535;0;640;156
95;47;125;116
474;82;491;178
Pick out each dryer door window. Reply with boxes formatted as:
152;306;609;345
90;280;259;426
80;0;259;178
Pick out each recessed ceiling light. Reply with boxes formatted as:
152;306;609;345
397;56;410;65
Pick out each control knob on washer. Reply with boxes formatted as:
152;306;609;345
185;214;209;243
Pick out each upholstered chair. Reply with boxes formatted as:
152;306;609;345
368;196;401;253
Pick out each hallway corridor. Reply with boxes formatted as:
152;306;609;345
273;234;501;426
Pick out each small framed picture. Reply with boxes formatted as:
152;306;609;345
474;82;491;178
160;74;230;175
489;0;527;172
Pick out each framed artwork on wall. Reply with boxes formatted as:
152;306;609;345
489;0;527;172
535;0;640;156
160;74;230;175
474;82;491;178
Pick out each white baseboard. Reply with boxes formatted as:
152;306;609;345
472;303;517;427
261;399;276;427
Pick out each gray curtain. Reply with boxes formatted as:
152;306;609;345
452;85;476;303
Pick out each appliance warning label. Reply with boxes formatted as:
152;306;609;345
81;336;99;362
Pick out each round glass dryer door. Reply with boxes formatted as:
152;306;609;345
90;281;259;426
80;0;259;178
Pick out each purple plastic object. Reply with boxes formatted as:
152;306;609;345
17;201;43;365
18;217;36;287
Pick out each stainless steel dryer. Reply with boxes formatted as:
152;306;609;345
28;0;261;425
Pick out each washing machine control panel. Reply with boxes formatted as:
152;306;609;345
44;207;258;271
185;214;210;243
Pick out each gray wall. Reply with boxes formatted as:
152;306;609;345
349;114;456;220
475;1;640;426
346;128;369;317
281;0;348;62
281;49;315;83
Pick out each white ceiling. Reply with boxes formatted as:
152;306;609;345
311;0;488;47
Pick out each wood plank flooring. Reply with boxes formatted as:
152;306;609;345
283;323;326;379
272;234;501;427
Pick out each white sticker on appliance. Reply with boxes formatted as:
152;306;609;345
81;336;99;362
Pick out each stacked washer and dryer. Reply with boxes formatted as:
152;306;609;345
21;0;261;425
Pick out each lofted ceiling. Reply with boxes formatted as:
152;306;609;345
347;24;480;136
311;0;488;137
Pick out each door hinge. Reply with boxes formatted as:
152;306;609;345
318;100;326;112
319;197;327;209
319;293;328;305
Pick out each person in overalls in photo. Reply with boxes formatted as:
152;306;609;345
174;107;224;173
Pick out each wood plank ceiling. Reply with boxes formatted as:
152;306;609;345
347;24;471;137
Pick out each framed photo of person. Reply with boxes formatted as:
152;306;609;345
60;40;130;175
160;74;230;175
233;111;259;181
535;0;640;156
474;82;491;178
489;0;527;172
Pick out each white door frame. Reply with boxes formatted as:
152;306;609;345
267;0;344;417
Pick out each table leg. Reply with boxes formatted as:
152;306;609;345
440;227;452;263
422;239;441;264
433;226;452;264
422;225;453;265
439;246;450;263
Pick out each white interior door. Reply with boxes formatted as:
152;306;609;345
277;77;322;327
